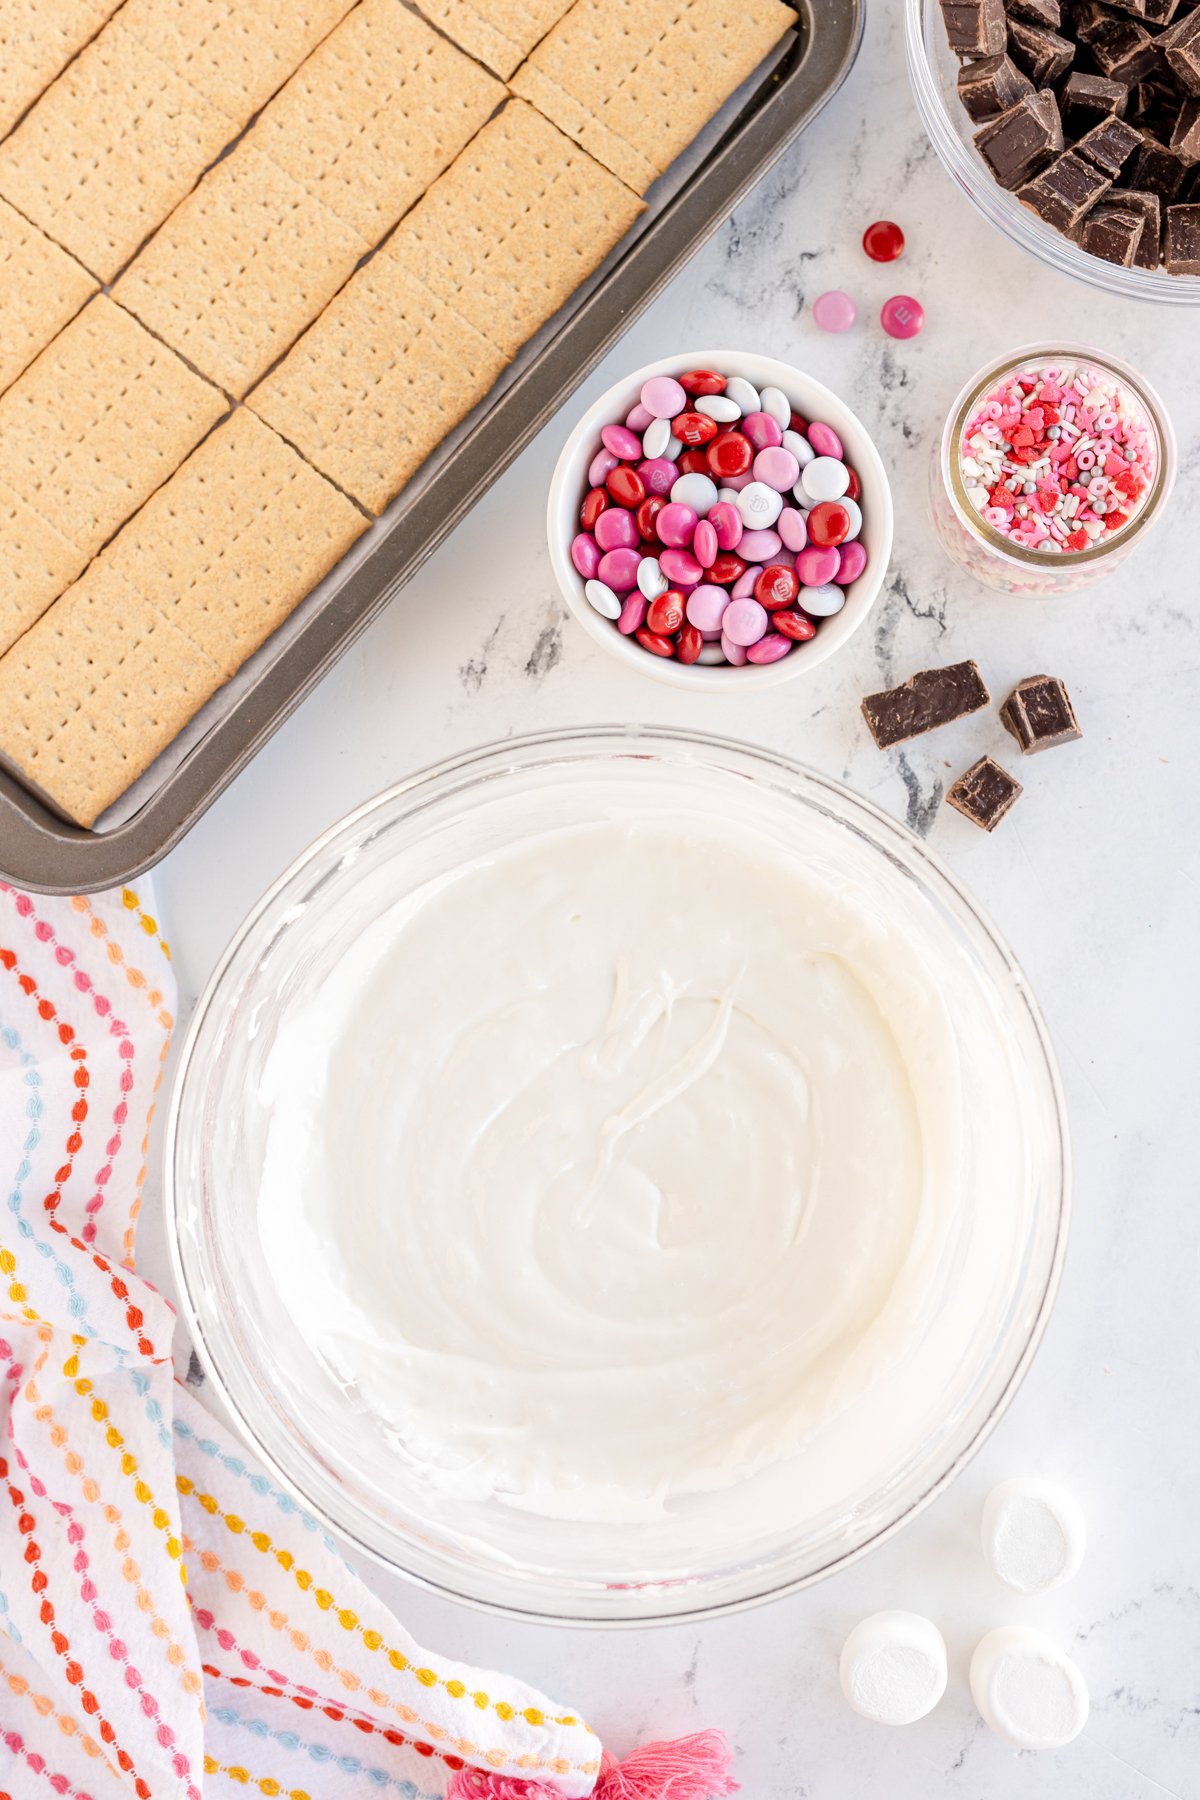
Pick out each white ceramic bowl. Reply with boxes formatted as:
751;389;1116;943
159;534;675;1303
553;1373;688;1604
547;350;894;690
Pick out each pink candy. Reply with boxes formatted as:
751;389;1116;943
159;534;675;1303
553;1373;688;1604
686;584;730;631
807;422;843;460
836;541;868;584
746;632;792;664
731;564;762;599
659;546;703;585
797;544;840;586
598;547;641;590
707;500;743;550
602;423;642;459
588;447;618;487
617;592;647;634
640;375;687;419
637;457;679;495
742;412;783;451
571;532;601;578
754;446;800;491
740;528;782;562
777;506;808;552
594;508;638;552
722;597;768;646
693;518;719;567
656;502;698;547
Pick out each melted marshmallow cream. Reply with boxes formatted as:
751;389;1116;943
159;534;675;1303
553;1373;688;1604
257;818;962;1522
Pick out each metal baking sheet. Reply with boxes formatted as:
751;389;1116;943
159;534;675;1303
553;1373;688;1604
0;0;862;895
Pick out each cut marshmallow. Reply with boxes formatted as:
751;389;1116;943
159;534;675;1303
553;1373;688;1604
982;1476;1087;1594
839;1610;948;1724
970;1626;1089;1749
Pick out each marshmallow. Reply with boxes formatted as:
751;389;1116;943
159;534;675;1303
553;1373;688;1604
839;1611;948;1725
970;1626;1089;1749
982;1477;1087;1594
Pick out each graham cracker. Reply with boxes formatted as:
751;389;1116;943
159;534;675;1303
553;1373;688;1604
114;144;370;399
511;0;798;193
0;296;226;651
412;0;573;81
248;258;507;514
0;0;123;139
0;17;239;280
117;0;357;122
383;98;644;360
251;0;503;241
0;478;88;658
0;194;97;397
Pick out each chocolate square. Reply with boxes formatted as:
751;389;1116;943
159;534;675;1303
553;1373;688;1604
1129;130;1192;198
1159;9;1200;95
957;52;1035;119
1007;15;1075;79
1007;0;1061;23
1101;0;1183;19
1126;78;1182;138
1078;201;1147;259
975;90;1065;187
1078;13;1161;82
1019;150;1112;228
1000;675;1083;752
1060;73;1131;136
1171;96;1200;161
861;662;991;750
1105;185;1163;262
946;757;1023;831
1165;200;1200;268
941;0;1008;53
1076;114;1142;174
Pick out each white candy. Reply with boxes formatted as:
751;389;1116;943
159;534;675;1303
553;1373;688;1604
696;394;741;423
801;456;850;503
671;471;719;514
799;582;844;616
665;433;683;461
735;481;783;529
838;497;863;543
584;579;622;620
759;384;791;428
636;557;669;601
840;1612;948;1725
982;1478;1086;1595
696;642;727;664
970;1627;1089;1750
725;376;760;415
783;427;815;468
717;487;743;505
641;416;672;459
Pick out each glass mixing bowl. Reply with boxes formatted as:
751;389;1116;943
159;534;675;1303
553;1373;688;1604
906;0;1200;306
166;727;1070;1625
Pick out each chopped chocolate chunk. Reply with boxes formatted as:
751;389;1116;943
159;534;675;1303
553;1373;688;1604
861;662;991;750
1126;78;1181;136
1078;200;1147;259
946;757;1023;831
1129;130;1191;198
1008;0;1062;23
1000;675;1083;753
1159;7;1200;95
975;90;1065;186
1171;95;1200;160
957;52;1035;119
1007;15;1076;78
1079;13;1160;82
1110;185;1164;263
1101;0;1183;19
1076;113;1142;173
1164;199;1200;268
1018;150;1112;227
941;0;1008;53
1060;72;1130;135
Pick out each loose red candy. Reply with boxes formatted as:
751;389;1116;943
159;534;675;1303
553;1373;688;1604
606;465;645;508
635;627;675;658
647;590;686;635
754;564;800;609
673;410;719;447
806;501;851;548
775;609;817;642
706;431;753;479
580;487;609;530
707;551;746;586
677;448;712;476
679;368;727;397
863;219;904;262
636;495;666;539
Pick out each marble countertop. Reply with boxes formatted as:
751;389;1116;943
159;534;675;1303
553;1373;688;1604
142;3;1200;1794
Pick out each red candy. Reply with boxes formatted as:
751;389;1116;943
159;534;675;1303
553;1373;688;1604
806;502;851;548
635;628;675;658
676;624;704;663
789;410;808;436
863;219;904;262
636;495;666;539
647;590;686;635
606;465;645;508
679;368;727;396
775;609;817;642
580;486;609;529
754;564;800;609
707;551;746;586
706;431;753;479
673;410;719;446
843;466;861;503
677;448;712;476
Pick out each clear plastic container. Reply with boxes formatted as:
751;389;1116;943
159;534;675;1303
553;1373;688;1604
906;0;1200;306
166;727;1069;1625
932;344;1176;596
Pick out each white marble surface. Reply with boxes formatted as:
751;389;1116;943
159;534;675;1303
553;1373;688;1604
141;3;1200;1794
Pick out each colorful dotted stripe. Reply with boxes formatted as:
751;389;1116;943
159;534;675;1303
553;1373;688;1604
209;1702;444;1799
118;888;171;962
1;1728;97;1800
171;1414;344;1561
60;1343;185;1578
0;1647;119;1779
205;1659;466;1773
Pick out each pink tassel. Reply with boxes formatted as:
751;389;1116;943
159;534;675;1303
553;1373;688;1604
445;1731;737;1800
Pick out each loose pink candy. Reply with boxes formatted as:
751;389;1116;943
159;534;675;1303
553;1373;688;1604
739;528;782;562
594;508;638;552
686;584;730;632
742;412;783;451
753;447;800;492
571;532;601;579
707;500;743;551
656;501;699;547
589;447;618;487
602;423;642;460
617;592;648;634
598;547;641;590
659;546;703;585
777;506;808;552
637;457;679;496
731;563;763;599
721;633;749;665
641;375;687;419
835;540;868;584
625;402;655;431
722;597;769;646
807;422;843;460
796;544;840;586
880;295;924;340
693;518;719;567
746;632;793;664
812;289;857;333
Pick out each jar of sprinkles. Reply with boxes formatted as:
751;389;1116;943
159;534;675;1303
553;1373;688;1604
931;346;1176;597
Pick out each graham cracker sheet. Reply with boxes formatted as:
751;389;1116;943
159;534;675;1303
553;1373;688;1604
511;0;798;193
0;194;98;396
0;0;123;140
413;0;575;79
